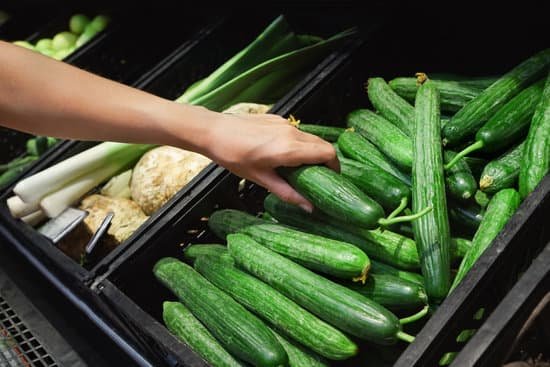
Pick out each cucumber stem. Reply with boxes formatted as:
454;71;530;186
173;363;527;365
396;330;415;343
444;140;484;170
387;197;408;220
378;206;432;226
399;305;429;325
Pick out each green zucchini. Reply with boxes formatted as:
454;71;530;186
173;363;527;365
442;48;550;147
347;109;413;171
227;233;412;345
183;244;230;263
291;122;345;142
369;260;424;286
271;330;328;367
339;157;411;211
389;76;486;113
194;255;358;360
451;189;521;289
412;79;451;302
208;209;371;280
337;130;411;185
520;71;550;198
480;142;524;194
162;301;243;367
444;79;544;169
263;193;420;270
346;274;427;311
444;150;477;200
367;77;415;136
153;258;287;367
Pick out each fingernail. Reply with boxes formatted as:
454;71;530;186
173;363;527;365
299;203;313;213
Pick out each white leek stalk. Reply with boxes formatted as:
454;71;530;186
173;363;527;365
7;195;40;218
21;210;46;226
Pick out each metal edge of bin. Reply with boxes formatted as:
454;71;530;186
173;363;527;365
450;239;550;366
394;174;550;367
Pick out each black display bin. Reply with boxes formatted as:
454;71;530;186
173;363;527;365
0;11;362;294
450;240;550;366
93;12;550;366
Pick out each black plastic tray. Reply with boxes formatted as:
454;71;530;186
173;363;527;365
95;11;550;366
0;11;360;292
450;240;550;366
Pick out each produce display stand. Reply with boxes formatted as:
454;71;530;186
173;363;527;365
92;12;550;367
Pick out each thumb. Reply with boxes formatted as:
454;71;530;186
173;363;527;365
256;170;314;213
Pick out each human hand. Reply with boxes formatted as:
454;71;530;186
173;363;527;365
202;109;339;213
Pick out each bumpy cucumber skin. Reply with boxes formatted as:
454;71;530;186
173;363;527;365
296;124;345;142
480;142;524;194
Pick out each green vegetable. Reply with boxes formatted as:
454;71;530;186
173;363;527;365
35;38;53;51
0;155;38;174
444;150;477;200
480;142;524;194
69;14;91;34
262;193;420;270
347;109;413;171
154;258;287;367
183;244;229;263
412;79;451;302
451;189;521;289
0;157;38;189
227;233;413;345
369;260;424;286
289;118;345;142
448;200;484;233
442;48;550;147
388;76;486;113
75;24;99;47
195;255;358;360
52;31;77;50
463;156;489;178
89;15;109;32
208;209;370;281
346;274;427;311
271;330;328;367
337;130;411;185
451;238;472;260
367;77;415;136
444;79;544;169
162;301;243;367
519;71;550;198
12;41;35;50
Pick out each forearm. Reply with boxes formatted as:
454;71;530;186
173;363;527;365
0;40;212;154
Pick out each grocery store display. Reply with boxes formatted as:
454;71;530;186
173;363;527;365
6;15;353;263
11;13;110;60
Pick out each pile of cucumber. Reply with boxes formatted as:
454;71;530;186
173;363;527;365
153;48;549;366
0;136;57;190
12;13;109;60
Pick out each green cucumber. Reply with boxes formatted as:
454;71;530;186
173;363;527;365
480;142;524;194
444;79;544;168
337;130;411;185
227;233;412;345
463;156;489;178
412;80;451;302
183;244;231;263
426;74;498;88
340;157;411;211
153;258;287;367
451;238;472;260
444;150;477;200
292;122;345;142
208;209;370;280
367;77;415;136
271;330;328;367
195;255;358;360
443;48;550;147
451;189;521;289
0;155;38;174
520;71;550;198
0;157;38;189
263;193;420;270
162;301;243;367
369;261;424;286
346;274;427;311
388;77;485;113
448;200;484;233
347;109;413;171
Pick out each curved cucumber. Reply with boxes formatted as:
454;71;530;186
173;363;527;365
153;258;287;367
228;233;408;345
451;189;521;289
370;260;424;286
163;301;243;367
444;150;477;200
347;109;413;171
443;48;550;147
480;142;524;194
337;130;411;185
520;71;550;198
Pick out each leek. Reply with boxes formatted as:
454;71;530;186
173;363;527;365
21;210;46;226
7;196;40;218
14;143;153;205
